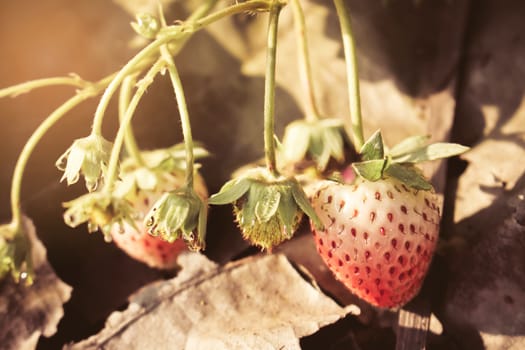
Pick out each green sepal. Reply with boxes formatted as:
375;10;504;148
385;164;433;191
291;182;323;230
360;129;384;161
277;189;301;238
309;120;345;170
281;120;311;164
195;202;208;251
255;187;281;223
352;159;387;181
279;118;346;171
388;135;431;158
144;186;206;250
208;177;251;205
391;142;470;163
62;192;137;241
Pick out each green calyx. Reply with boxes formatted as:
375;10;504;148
0;222;33;285
352;130;469;190
209;167;322;250
144;186;207;251
56;134;113;192
62;192;136;241
279;118;348;172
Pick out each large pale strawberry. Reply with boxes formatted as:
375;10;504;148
110;146;208;269
311;176;440;308
309;130;467;308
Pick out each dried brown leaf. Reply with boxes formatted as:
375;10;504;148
68;253;358;350
0;216;72;350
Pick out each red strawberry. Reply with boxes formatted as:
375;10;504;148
310;176;441;308
111;168;208;269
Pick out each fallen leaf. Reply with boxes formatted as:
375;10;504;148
0;216;72;350
68;253;358;350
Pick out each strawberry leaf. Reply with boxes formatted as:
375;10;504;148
388;135;431;158
391;142;469;163
385;164;432;190
352;159;387;181
360;130;384;160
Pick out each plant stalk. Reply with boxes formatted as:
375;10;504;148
103;59;165;193
334;0;364;151
118;75;146;166
290;0;321;121
263;3;283;177
0;76;88;98
161;46;195;188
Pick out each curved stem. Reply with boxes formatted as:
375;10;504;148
334;0;364;151
119;75;146;166
157;0;271;39
9;80;110;229
0;76;89;98
187;0;219;22
103;59;165;193
92;0;270;138
290;0;321;122
263;3;283;177
161;46;195;188
91;39;169;136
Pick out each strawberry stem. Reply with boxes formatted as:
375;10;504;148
186;0;219;22
8;76;113;230
333;0;364;151
263;2;284;177
103;58;165;193
161;46;195;188
191;0;272;28
91;0;270;142
290;0;321;122
118;75;147;167
0;76;88;98
91;40;166;138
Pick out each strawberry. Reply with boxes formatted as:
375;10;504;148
309;131;468;308
110;146;208;269
311;176;440;308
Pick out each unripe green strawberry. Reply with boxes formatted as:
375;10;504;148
310;176;441;308
209;167;322;251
